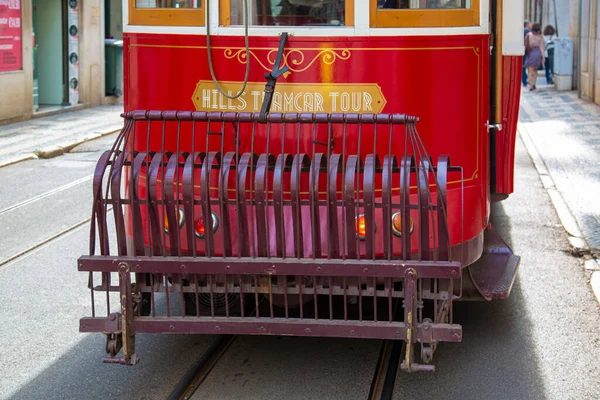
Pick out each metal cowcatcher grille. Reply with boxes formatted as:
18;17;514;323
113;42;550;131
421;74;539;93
78;111;464;370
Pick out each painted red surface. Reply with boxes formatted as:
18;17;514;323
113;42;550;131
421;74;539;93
124;33;498;260
0;1;22;72
497;55;521;195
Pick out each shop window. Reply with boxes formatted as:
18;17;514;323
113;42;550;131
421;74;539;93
129;0;205;26
371;0;479;27
221;0;353;26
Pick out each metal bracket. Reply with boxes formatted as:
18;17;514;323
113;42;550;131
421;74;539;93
486;121;503;132
259;32;290;123
102;262;140;365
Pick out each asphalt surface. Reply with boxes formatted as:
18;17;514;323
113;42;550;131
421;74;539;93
0;126;599;399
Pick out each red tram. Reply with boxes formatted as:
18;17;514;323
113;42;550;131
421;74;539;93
79;0;524;370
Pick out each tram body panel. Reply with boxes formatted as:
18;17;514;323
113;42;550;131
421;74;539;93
123;33;490;251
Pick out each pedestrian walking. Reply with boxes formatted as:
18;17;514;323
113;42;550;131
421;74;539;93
543;25;556;84
523;20;531;87
524;23;544;91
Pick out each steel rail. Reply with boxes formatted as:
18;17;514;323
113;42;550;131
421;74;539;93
168;335;237;400
0;206;112;268
0;174;93;216
368;340;403;400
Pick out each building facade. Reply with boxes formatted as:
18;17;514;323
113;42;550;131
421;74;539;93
525;0;600;105
0;0;123;125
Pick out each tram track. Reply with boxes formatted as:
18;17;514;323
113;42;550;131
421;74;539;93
0;207;112;268
368;340;403;400
168;335;237;400
0;173;99;268
0;174;92;216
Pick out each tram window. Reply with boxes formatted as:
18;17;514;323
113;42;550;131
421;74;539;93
129;0;205;25
370;0;478;27
135;0;201;8
228;0;349;26
377;0;468;9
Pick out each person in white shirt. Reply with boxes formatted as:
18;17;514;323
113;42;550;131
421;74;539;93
543;25;557;84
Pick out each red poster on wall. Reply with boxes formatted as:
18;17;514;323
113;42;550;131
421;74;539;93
0;0;22;72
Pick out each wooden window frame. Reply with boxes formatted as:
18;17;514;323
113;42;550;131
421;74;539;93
370;0;480;28
219;0;354;27
128;0;206;26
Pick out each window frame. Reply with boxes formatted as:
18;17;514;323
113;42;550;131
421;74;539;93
219;0;355;27
128;0;206;26
369;0;480;28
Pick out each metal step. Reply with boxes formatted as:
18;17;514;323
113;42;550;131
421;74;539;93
468;227;520;300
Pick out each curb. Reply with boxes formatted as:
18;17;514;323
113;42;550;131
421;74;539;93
0;154;38;169
518;123;600;304
0;128;121;168
35;128;121;159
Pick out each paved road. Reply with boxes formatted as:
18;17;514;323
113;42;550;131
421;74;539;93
0;131;599;399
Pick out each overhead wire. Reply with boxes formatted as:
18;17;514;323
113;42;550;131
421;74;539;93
205;0;251;99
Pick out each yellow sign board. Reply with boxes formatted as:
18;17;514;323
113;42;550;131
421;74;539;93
192;81;387;114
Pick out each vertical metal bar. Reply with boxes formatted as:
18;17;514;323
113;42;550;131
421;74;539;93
291;154;306;258
200;153;218;257
194;274;200;317
358;278;363;321
298;276;304;319
313;276;319;320
309;154;324;259
344;156;359;259
164;154;181;255
329;279;333;320
269;277;274;319
190;119;197;257
249;121;257;258
416;155;430;261
219;152;236;257
341;120;348;259
373;277;378;322
89;273;95;318
283;275;289;319
209;274;215;318
255;154;269;257
400;156;413;260
225;275;230;318
343;276;348;320
237;154;253;257
254;275;260;318
180;274;185;317
388;277;392;322
150;272;156;317
239;276;245;318
273;154;289;258
164;273;171;317
363;154;376;260
327;154;342;258
265;122;272;259
436;156;450;261
175;119;182;257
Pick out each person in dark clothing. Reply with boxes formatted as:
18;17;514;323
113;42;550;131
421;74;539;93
523;20;531;86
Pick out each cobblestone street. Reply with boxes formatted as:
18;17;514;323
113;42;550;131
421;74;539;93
519;85;600;250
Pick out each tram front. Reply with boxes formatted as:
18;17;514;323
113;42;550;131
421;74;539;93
79;0;522;370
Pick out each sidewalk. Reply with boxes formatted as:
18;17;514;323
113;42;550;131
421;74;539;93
518;83;600;252
0;105;124;168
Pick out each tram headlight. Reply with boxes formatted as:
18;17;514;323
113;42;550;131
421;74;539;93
195;212;220;239
355;214;377;241
163;207;185;234
391;212;414;238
